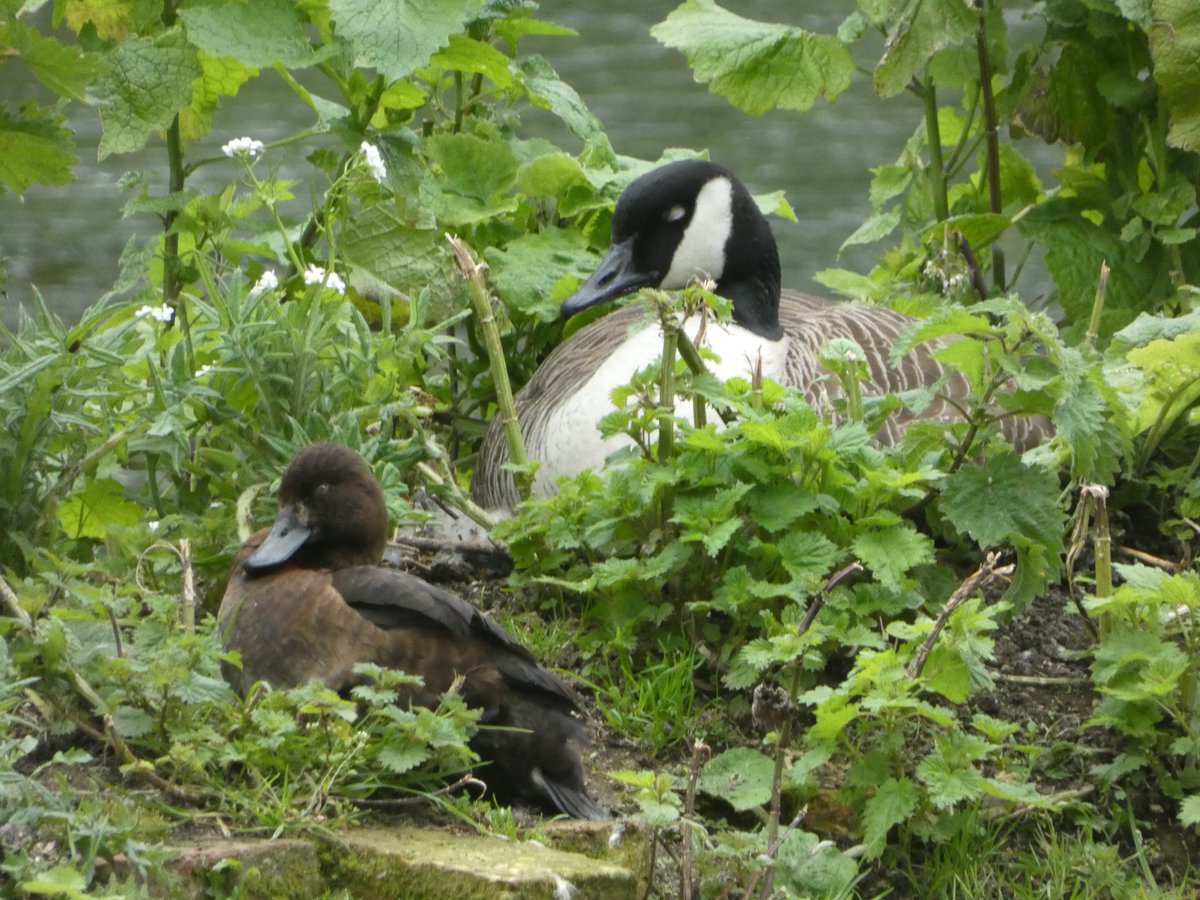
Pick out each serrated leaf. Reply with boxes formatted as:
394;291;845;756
57;478;144;540
6;19;98;100
95;33;202;159
1148;0;1200;151
775;829;859;897
853;524;933;591
180;0;319;68
874;0;977;98
430;34;514;88
112;705;155;739
519;55;610;152
745;483;819;532
777;530;838;582
378;740;429;774
862;777;919;858
652;0;854;115
939;450;1065;549
917;747;984;808
0;104;76;194
483;228;594;322
1181;794;1200;827
329;0;486;83
698;747;775;811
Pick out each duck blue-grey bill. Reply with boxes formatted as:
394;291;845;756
560;238;655;319
245;505;309;572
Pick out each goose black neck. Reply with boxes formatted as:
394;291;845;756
719;184;783;341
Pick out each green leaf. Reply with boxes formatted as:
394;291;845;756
57;478;144;540
378;740;429;774
6;19;99;100
0;104;76;194
1149;0;1200;151
1181;794;1200;828
519;55;611;152
652;0;855;115
775;829;859;896
698;747;775;811
430;34;515;88
917;747;984;808
853;524;933;591
329;0;486;83
777;531;838;582
180;0;320;68
21;866;87;896
938;450;1066;549
95;33;202;159
862;776;920;858
422;132;518;225
874;0;978;98
112;705;155;739
483;228;594;322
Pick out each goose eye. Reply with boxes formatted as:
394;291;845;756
665;204;687;223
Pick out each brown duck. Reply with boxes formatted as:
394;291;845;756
217;442;604;819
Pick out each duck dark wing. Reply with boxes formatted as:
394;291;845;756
332;566;604;818
330;566;577;707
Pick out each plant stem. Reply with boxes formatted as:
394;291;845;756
658;320;679;531
446;235;531;502
975;0;1005;291
1086;262;1110;349
921;76;950;223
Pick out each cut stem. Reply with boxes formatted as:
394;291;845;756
447;235;532;503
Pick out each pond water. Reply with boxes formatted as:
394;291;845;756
0;1;1047;329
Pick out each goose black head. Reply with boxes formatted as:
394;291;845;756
562;160;784;339
245;443;388;572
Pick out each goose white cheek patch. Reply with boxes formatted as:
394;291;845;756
661;177;732;290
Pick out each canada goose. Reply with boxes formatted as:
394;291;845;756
471;160;1047;511
218;443;604;819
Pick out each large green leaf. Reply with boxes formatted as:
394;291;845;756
95;33;202;159
698;747;775;811
652;0;855;115
328;0;486;82
875;0;978;98
1149;0;1200;151
180;0;320;69
938;450;1065;549
0;105;76;194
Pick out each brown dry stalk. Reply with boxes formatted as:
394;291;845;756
907;551;1011;679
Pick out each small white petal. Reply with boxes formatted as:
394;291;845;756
147;520;160;532
360;141;387;184
221;136;265;160
249;269;279;298
195;364;214;378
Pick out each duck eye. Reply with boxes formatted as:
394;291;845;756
664;204;687;223
315;483;330;496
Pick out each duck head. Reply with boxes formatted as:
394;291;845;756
245;443;388;573
562;160;784;339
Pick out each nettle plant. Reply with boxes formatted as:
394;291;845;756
497;0;1199;882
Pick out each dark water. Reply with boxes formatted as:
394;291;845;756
0;1;1045;328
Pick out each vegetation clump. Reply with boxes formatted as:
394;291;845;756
1;0;1199;896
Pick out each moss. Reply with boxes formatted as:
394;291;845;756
321;826;636;900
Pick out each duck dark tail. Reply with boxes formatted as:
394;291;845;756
472;700;606;820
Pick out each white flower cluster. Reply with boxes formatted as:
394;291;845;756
249;269;279;299
303;263;345;295
135;303;173;323
221;136;265;160
360;141;387;184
